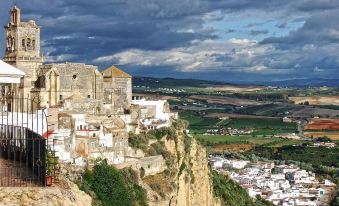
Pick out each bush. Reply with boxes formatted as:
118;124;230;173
81;160;147;206
149;127;177;140
128;132;149;151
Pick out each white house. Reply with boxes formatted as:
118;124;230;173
132;99;171;130
223;160;249;169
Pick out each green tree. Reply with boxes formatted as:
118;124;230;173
81;160;147;206
91;161;134;206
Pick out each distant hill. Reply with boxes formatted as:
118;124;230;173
253;78;339;87
133;76;339;88
133;76;260;88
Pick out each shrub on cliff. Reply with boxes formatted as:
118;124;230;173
81;160;147;206
128;132;149;151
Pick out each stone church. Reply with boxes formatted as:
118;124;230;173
3;6;132;114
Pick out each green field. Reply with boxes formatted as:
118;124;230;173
237;104;300;117
196;134;285;145
180;111;297;136
179;111;219;133
196;134;303;147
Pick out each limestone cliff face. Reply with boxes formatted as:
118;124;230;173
147;127;221;206
0;179;91;206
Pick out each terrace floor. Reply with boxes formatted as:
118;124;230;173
0;158;38;187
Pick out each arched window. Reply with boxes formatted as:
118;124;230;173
32;39;35;50
6;37;11;50
11;37;15;50
22;39;25;49
27;38;31;48
12;13;16;23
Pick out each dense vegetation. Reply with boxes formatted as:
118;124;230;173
232;92;287;102
249;146;339;168
212;171;274;206
128;127;177;153
79;160;147;206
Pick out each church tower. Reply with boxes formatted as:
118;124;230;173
3;5;43;99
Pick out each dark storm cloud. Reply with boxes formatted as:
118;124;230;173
262;10;339;46
1;0;214;63
257;9;339;77
1;0;339;82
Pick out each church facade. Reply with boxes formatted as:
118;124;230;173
3;6;132;114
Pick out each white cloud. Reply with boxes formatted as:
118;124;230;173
94;38;276;73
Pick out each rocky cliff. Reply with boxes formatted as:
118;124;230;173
0;178;92;206
0;124;218;206
143;125;221;206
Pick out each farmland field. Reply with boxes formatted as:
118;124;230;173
206;113;276;119
291;107;339;118
305;118;339;130
304;131;339;140
180;111;297;135
218;117;295;130
205;85;265;92
196;134;282;145
289;96;339;105
189;95;262;106
210;144;254;153
179;111;219;134
236;103;301;117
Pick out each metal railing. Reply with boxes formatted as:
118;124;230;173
0;125;47;186
0;96;56;187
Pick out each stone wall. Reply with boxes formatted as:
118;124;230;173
37;63;103;108
0;178;91;206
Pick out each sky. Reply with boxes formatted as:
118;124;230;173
1;0;339;83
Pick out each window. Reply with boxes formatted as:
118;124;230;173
27;38;31;48
7;37;10;48
72;74;77;79
11;37;15;50
59;95;63;100
32;39;35;50
87;95;91;98
22;39;25;49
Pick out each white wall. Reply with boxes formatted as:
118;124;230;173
132;99;169;120
0;110;48;135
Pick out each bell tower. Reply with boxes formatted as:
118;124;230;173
3;5;43;99
10;5;21;25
